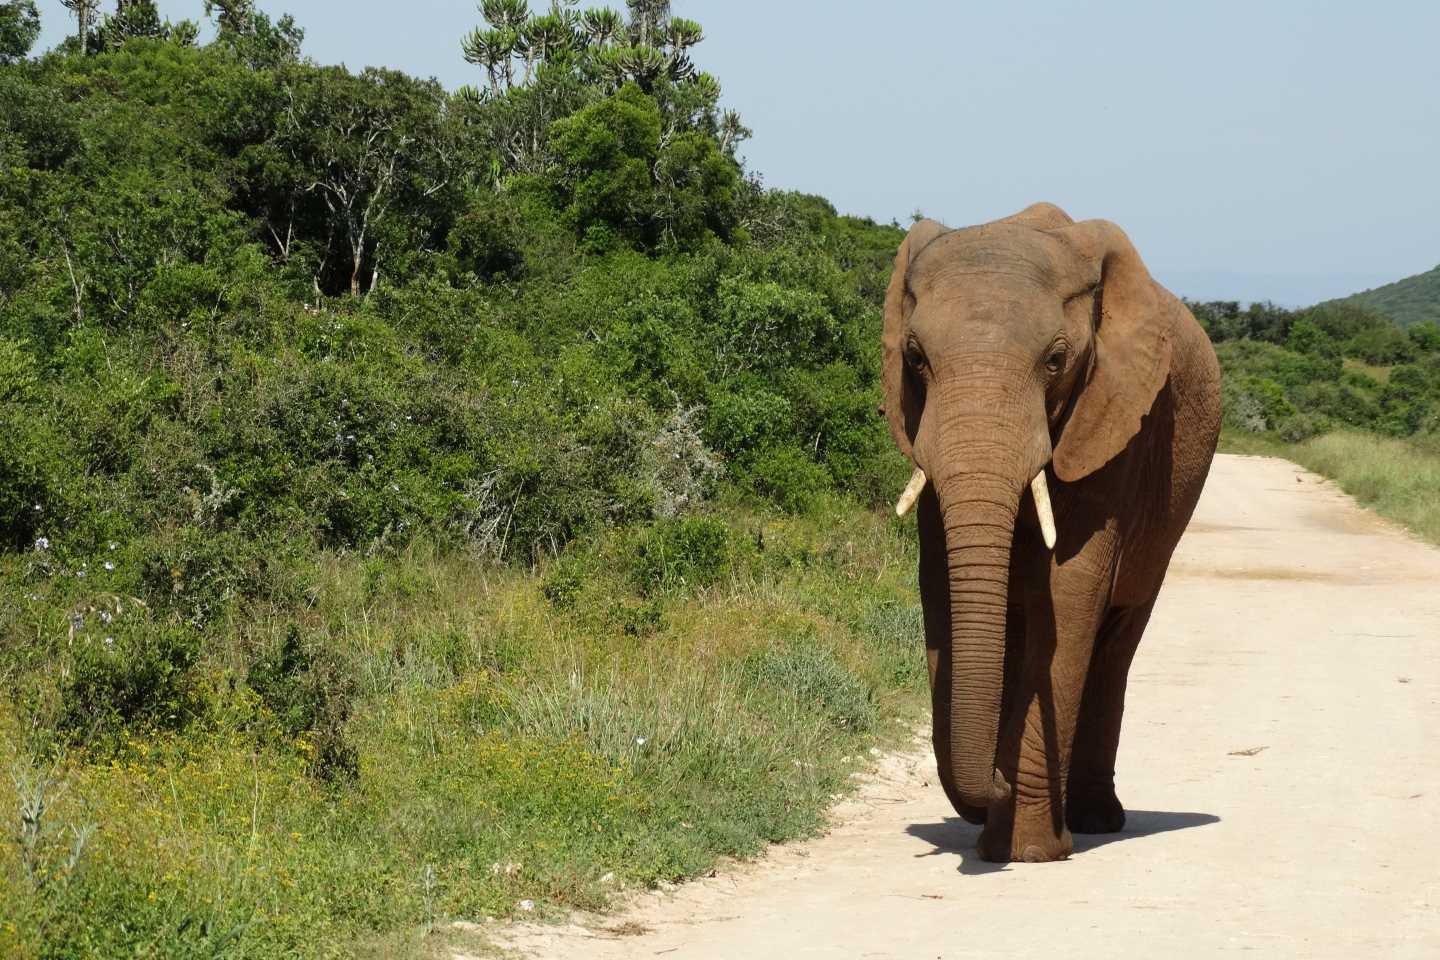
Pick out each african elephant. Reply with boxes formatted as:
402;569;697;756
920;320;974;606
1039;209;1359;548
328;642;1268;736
882;203;1221;862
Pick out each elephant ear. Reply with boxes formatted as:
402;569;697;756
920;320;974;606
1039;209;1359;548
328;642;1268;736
882;218;949;458
1048;219;1174;482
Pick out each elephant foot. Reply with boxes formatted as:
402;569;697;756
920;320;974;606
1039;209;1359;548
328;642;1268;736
1066;786;1126;834
976;811;1072;863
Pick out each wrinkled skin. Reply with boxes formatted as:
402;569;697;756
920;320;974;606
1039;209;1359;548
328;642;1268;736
882;204;1221;863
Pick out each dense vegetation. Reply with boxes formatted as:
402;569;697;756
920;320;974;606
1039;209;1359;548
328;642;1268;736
1192;299;1440;443
1;2;918;956
3;2;1438;956
1328;263;1440;330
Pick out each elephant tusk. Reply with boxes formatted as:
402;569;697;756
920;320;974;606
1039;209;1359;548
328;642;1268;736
895;468;927;517
1031;469;1057;550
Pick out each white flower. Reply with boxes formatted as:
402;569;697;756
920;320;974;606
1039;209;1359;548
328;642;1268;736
108;542;117;551
33;537;49;551
634;736;647;747
517;899;535;912
104;561;115;572
100;610;112;624
103;637;114;648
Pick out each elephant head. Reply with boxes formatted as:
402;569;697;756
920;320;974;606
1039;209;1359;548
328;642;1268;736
881;203;1173;815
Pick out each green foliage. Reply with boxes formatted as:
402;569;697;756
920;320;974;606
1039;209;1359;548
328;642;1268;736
57;620;204;746
746;446;833;514
629;515;735;594
0;0;39;63
0;10;920;956
549;83;739;248
248;625;359;781
1202;298;1440;444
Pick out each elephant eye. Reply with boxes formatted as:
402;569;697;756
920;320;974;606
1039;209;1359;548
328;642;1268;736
1045;347;1067;374
904;341;926;370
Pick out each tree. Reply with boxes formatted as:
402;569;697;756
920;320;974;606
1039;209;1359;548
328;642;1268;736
204;0;253;34
0;0;40;63
626;0;667;47
93;0;167;50
60;0;99;52
278;66;451;295
580;7;622;46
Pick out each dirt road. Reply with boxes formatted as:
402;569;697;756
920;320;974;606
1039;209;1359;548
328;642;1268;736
487;454;1440;959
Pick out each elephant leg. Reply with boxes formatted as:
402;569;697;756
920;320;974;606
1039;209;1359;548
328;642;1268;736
979;547;1112;863
1066;598;1156;834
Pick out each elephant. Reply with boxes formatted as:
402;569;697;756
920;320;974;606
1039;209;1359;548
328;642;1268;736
882;203;1221;863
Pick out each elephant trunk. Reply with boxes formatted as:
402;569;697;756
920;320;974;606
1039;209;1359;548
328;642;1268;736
935;472;1021;814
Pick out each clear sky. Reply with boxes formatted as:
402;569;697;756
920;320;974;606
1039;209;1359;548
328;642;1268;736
34;0;1440;305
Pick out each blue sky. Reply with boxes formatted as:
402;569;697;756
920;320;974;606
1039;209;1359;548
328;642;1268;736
33;0;1440;305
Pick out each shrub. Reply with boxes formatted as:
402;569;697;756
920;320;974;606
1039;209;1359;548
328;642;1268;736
630;516;734;595
746;446;831;513
247;625;358;781
58;621;204;747
1276;412;1327;443
705;386;793;461
447;191;527;281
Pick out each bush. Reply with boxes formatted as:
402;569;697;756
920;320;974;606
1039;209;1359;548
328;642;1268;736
1276;412;1327;442
58;621;204;747
630;516;735;595
745;446;831;514
705;386;793;460
248;625;358;781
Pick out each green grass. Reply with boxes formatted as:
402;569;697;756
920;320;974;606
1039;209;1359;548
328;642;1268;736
1220;429;1440;544
0;501;928;959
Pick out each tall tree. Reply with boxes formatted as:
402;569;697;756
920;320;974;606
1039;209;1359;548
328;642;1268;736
0;0;41;63
59;0;99;52
204;0;253;35
278;66;451;296
626;0;667;47
95;0;166;49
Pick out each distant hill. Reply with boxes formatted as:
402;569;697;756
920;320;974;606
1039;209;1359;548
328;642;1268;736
1326;264;1440;328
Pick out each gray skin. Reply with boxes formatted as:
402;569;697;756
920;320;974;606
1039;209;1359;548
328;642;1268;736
881;203;1221;862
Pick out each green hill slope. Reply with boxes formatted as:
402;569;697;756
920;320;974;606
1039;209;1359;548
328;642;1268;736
1329;264;1440;328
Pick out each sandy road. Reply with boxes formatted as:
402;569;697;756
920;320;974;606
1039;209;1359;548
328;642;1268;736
486;454;1440;959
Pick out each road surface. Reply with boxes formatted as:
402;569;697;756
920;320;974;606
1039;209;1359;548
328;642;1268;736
483;454;1440;959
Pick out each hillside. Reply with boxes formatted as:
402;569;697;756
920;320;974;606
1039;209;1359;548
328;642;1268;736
1327;263;1440;328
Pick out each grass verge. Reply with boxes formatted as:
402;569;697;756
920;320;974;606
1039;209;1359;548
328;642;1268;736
0;500;927;959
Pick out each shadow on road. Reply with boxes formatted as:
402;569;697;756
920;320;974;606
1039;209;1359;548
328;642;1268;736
906;810;1220;874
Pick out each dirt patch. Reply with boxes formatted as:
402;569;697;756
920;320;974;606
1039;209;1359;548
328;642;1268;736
1182;522;1276;534
1169;564;1349;583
